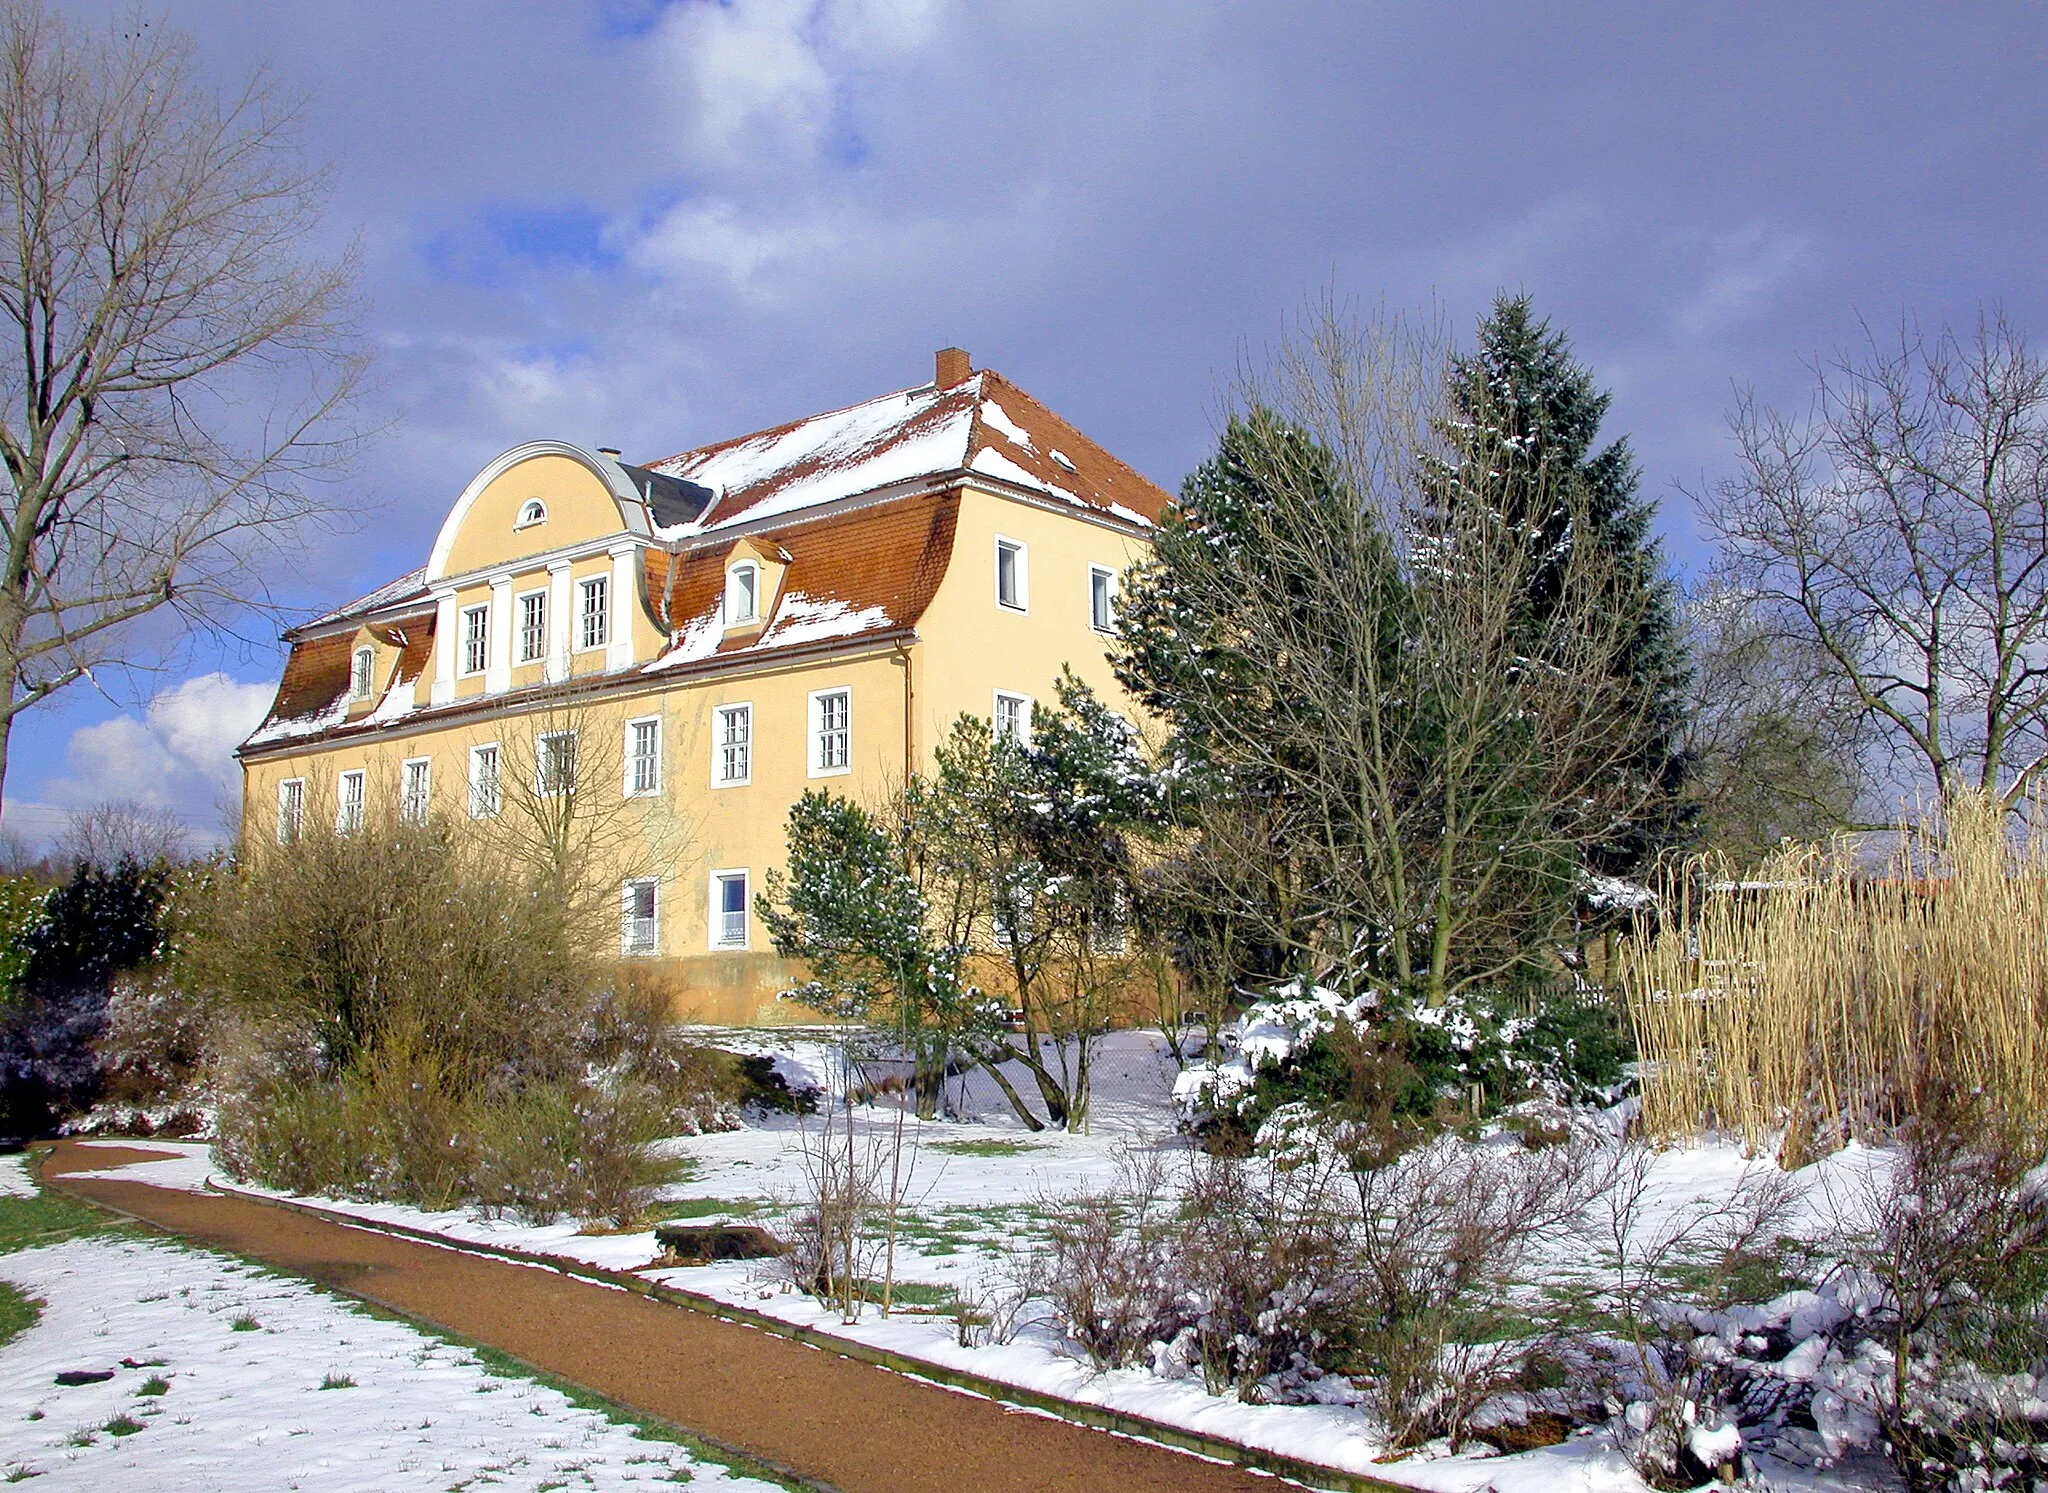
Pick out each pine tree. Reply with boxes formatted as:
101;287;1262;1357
1434;294;1692;874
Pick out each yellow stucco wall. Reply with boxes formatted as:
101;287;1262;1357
441;454;628;579
915;484;1151;758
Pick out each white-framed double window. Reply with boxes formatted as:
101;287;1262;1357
1090;565;1117;633
995;536;1028;612
536;729;577;796
336;769;366;834
725;562;759;625
399;757;432;825
276;778;305;845
350;646;375;701
709;869;749;949
460;604;489;676
810;688;851;776
516;590;548;665
625;716;662;797
621;878;659;956
713;703;751;786
578;575;609;652
994;690;1032;746
468;743;501;819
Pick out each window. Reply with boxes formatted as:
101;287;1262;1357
578;575;609;651
350;646;375;701
621;879;658;956
276;778;305;845
516;498;547;528
995;537;1027;611
400;758;431;825
713;703;751;785
1090;566;1117;632
811;689;850;776
994;691;1032;745
460;604;489;676
517;590;547;665
710;870;748;949
536;730;577;796
336;769;365;834
726;563;759;625
468;743;501;819
625;716;661;796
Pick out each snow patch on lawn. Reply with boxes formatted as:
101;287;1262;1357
0;1234;779;1491
0;1155;34;1198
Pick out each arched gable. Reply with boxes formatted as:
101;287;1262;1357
426;441;655;582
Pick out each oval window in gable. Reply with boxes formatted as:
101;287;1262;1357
516;499;547;529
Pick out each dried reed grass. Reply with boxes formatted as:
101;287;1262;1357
1623;792;2048;1153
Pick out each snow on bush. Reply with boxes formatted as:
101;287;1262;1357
1171;979;1373;1124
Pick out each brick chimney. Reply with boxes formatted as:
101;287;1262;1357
934;347;971;389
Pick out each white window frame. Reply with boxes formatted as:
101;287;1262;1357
993;690;1033;746
515;498;547;529
725;562;759;625
994;536;1028;613
621;878;659;956
275;777;305;845
350;646;375;701
1089;565;1117;633
459;604;490;677
809;688;851;777
712;703;752;787
335;769;366;834
399;757;432;825
624;715;662;797
468;742;501;819
515;588;548;665
709;869;750;950
578;574;610;652
536;729;578;797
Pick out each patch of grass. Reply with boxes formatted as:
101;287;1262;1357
3;1465;43;1482
228;1313;260;1332
0;1282;39;1352
136;1375;169;1398
0;1164;125;1256
927;1138;1043;1158
872;1280;956;1310
317;1372;354;1390
64;1429;92;1448
102;1414;143;1438
646;1197;761;1222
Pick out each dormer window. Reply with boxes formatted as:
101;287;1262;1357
350;646;375;701
726;562;759;625
515;499;547;529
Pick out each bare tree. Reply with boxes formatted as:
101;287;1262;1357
55;796;189;866
1701;310;2048;819
0;3;366;806
1677;579;1868;860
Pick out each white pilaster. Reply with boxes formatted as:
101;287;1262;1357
485;573;513;693
430;589;457;705
546;560;572;683
607;544;636;671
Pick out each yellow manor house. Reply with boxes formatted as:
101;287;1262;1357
237;350;1171;1024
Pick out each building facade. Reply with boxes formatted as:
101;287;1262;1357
237;350;1171;1024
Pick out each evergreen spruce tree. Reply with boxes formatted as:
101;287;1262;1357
1434;294;1692;873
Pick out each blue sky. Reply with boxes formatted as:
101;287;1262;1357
13;0;2048;845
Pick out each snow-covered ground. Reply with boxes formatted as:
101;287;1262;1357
40;1033;1912;1493
0;1189;780;1489
0;1153;35;1198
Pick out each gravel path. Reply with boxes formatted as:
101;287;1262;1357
39;1140;1285;1493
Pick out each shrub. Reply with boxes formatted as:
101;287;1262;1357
198;818;713;1225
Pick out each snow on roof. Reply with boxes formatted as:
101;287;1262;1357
645;369;1169;535
301;566;429;631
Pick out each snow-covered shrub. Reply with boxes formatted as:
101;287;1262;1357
1038;1150;1182;1369
82;969;212;1135
1174;977;1628;1156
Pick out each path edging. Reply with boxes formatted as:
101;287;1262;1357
204;1177;1410;1493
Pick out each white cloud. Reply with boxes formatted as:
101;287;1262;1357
1675;224;1815;338
13;673;275;846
